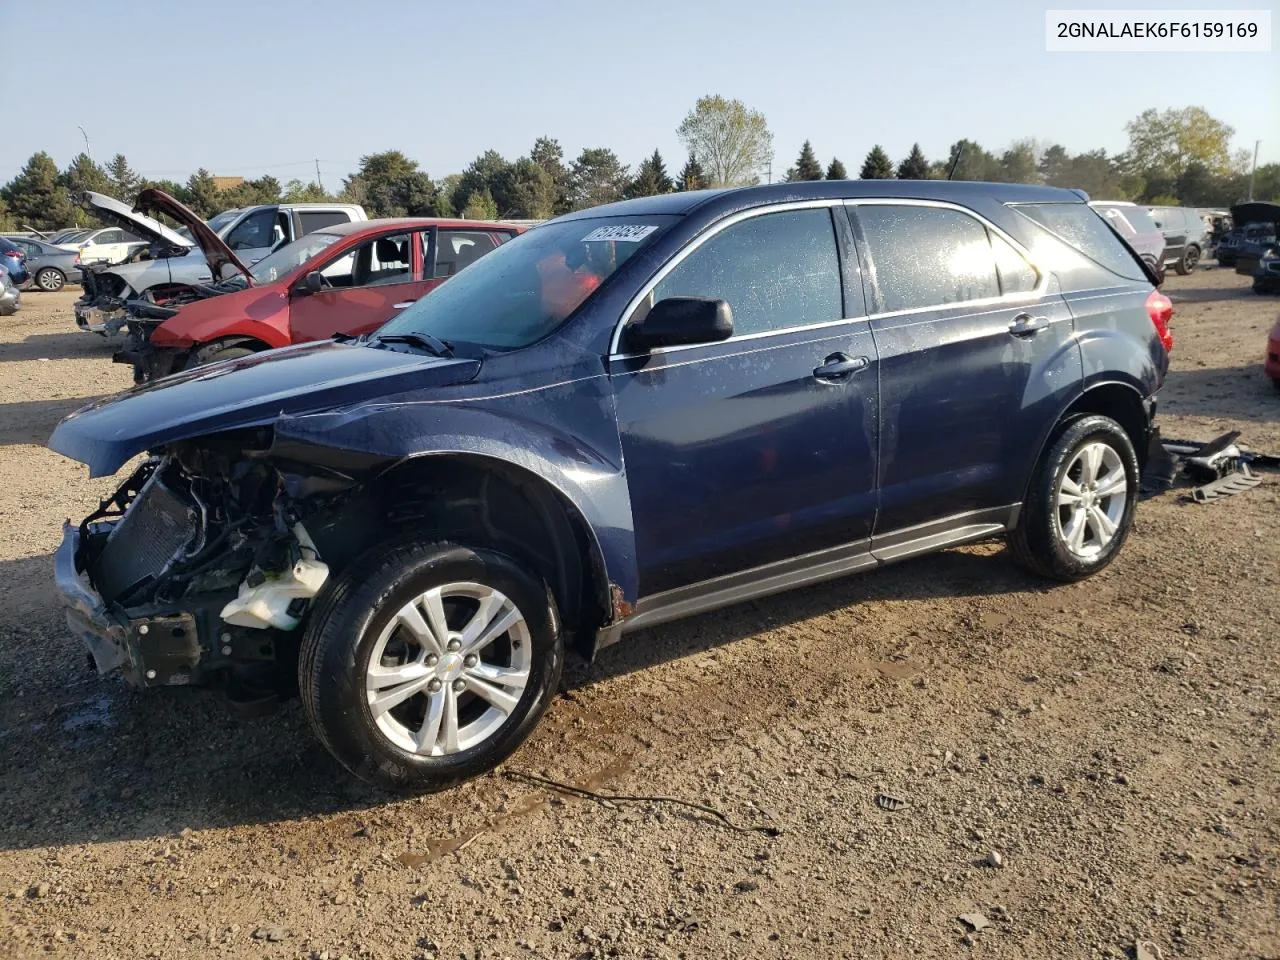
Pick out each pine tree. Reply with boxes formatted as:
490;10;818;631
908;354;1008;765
627;149;674;198
826;158;848;180
461;188;498;220
792;140;824;181
105;154;142;203
896;143;929;180
676;155;709;191
0;152;78;229
859;146;895;180
183;168;221;217
63;153;112;202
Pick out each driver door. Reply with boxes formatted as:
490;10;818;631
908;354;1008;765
225;207;289;265
288;231;434;343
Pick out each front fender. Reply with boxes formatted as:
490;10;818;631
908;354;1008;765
151;288;290;349
271;375;638;604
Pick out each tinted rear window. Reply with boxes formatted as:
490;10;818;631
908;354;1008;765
1013;203;1147;282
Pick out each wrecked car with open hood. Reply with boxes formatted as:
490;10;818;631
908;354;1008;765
73;189;247;335
50;181;1169;791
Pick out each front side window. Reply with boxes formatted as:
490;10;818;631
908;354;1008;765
379;215;676;351
248;232;341;283
648;208;843;337
226;210;276;250
857;205;999;312
313;234;412;289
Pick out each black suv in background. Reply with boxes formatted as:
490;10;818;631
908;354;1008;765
50;181;1172;790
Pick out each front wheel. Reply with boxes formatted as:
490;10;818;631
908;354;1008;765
299;540;563;791
184;340;258;369
1008;415;1139;582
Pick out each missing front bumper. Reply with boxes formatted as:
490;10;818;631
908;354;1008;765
54;522;204;687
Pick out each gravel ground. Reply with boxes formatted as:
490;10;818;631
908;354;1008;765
0;269;1276;960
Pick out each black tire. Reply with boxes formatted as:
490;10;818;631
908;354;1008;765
299;540;563;791
184;339;258;370
35;267;65;292
1175;245;1199;275
1008;415;1139;582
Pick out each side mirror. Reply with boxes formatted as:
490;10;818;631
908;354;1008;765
624;296;733;352
297;270;323;296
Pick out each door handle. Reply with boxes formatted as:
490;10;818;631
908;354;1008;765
1008;313;1049;336
813;353;870;381
391;300;417;309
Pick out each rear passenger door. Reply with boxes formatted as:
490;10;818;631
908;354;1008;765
1149;207;1186;264
611;205;880;597
848;202;1077;542
288;231;430;342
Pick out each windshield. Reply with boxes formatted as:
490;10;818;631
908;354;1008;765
377;215;676;350
57;230;89;244
249;232;342;283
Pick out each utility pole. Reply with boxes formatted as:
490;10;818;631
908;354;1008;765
77;125;91;161
1248;140;1260;200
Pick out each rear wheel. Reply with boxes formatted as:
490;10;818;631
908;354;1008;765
35;267;65;292
1009;415;1139;582
1175;245;1199;275
299;540;563;791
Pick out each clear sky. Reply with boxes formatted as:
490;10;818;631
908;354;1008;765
3;0;1276;185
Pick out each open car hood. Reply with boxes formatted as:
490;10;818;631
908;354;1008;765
135;188;253;284
48;339;481;477
1230;201;1280;228
79;191;192;250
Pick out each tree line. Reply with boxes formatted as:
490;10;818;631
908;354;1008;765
1;99;1274;232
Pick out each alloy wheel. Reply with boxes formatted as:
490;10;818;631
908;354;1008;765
364;581;531;756
1055;441;1128;560
38;270;63;291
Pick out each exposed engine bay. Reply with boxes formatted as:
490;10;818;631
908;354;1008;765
59;436;359;702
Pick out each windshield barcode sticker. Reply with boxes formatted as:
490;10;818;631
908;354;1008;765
581;225;658;243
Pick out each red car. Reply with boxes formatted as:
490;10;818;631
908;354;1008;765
116;199;522;381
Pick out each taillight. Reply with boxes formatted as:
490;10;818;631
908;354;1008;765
1146;288;1173;353
73;254;81;266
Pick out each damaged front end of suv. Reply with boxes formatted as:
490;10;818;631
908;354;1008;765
59;434;346;698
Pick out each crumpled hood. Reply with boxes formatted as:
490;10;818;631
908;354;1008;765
79;191;192;249
48;340;480;477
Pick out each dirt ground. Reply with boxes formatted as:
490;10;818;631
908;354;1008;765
0;269;1276;960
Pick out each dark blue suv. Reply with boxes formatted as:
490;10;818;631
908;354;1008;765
49;181;1171;790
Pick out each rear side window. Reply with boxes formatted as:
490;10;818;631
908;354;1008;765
651;208;843;337
433;230;501;278
1013;203;1147;282
857;205;999;312
297;210;352;235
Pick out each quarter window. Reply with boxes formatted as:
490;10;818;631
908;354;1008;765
857;205;999;312
649;208;843;337
991;232;1039;294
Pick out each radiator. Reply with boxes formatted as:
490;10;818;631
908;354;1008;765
92;473;197;604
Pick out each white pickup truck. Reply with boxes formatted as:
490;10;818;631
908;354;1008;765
75;192;367;333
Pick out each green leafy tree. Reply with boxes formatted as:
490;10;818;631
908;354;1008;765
677;95;773;187
791;140;823;181
896;143;929;180
183;168;222;217
0;195;13;231
340;151;437;217
1037;144;1070;184
826;157;848;180
998;139;1040;184
63;153;112;204
138;178;187;202
936;139;1000;180
461;188;498;221
1124;106;1238;179
453;150;517;218
433;173;462;217
221;175;283;208
282;179;333;202
676;155;710;191
568;147;629;210
530;137;571;214
1;152;78;229
105;154;142;204
627;149;674;198
859;145;894;180
509;157;557;218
